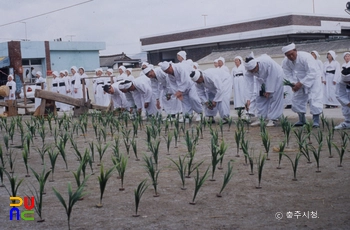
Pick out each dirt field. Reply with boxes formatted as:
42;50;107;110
0;113;349;230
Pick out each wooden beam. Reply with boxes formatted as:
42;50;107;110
35;89;86;107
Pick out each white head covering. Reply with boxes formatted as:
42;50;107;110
95;68;103;73
327;50;337;60
234;56;243;65
8;74;13;80
177;51;187;60
190;70;201;82
244;52;257;70
60;70;65;75
118;80;132;90
118;66;126;72
343;52;350;59
64;70;69;74
71;66;78;72
218;57;225;64
79;67;85;72
126;68;132;74
160;62;170;71
193;62;199;69
107;68;114;74
282;43;296;53
52;71;59;77
36;71;43;77
143;66;153;75
214;59;219;63
311;51;320;58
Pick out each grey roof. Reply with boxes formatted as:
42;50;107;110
197;39;350;64
100;53;140;68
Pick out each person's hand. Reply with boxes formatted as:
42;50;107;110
333;81;336;85
156;99;161;109
322;81;326;85
175;91;183;101
292;82;303;92
263;92;270;98
74;88;78;93
11;93;14;97
211;101;217;108
144;102;149;109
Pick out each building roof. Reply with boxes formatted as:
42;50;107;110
196;38;350;65
140;14;350;52
99;52;140;68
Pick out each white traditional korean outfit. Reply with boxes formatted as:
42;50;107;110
110;82;128;110
323;60;341;106
149;67;182;115
282;51;323;115
231;59;248;109
34;77;46;109
246;54;284;120
51;76;59;109
58;76;70;112
71;72;82;99
130;77;159;116
168;63;203;115
5;80;16;100
195;68;232;118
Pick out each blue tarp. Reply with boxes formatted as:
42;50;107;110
0;56;10;68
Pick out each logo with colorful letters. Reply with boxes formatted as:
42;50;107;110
9;196;35;221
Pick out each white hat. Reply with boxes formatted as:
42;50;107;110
79;67;85;72
118;80;132;90
64;70;69;74
244;52;257;70
36;71;43;77
160;62;170;71
177;51;187;60
60;70;65;75
234;56;243;64
95;68;103;73
311;51;320;58
190;70;201;82
107;68;114;74
8;74;13;79
214;59;219;63
71;66;78;72
282;43;296;53
52;71;59;77
141;62;149;67
218;57;225;64
343;52;350;59
193;62;199;69
126;68;132;74
118;66;126;72
327;50;337;60
143;66;153;75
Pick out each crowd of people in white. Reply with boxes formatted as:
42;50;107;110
7;43;350;130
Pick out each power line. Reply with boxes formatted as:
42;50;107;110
0;0;93;28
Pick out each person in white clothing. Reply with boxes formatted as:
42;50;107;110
323;50;341;108
118;79;159;116
190;68;232;121
335;52;350;129
282;43;323;127
4;75;16;101
126;68;135;80
114;66;128;83
51;71;60;109
34;71;46;109
58;71;70;112
231;56;248;111
244;53;284;127
70;66;82;99
143;65;182;118
103;83;128;111
94;68;108;106
79;67;90;101
177;51;187;63
214;59;219;68
217;57;230;73
160;61;203;120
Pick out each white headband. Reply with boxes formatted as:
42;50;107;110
190;70;201;82
143;66;153;75
282;43;296;53
244;59;257;71
160;62;170;71
118;81;132;90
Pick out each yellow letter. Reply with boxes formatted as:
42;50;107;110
10;197;23;207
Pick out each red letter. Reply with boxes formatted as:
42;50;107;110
24;196;35;210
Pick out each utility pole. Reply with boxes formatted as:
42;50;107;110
202;14;208;27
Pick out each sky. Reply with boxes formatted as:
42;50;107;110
0;0;348;57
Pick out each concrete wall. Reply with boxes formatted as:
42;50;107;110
0;43;8;57
50;50;101;72
21;41;46;58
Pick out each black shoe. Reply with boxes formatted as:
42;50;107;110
285;105;292;109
